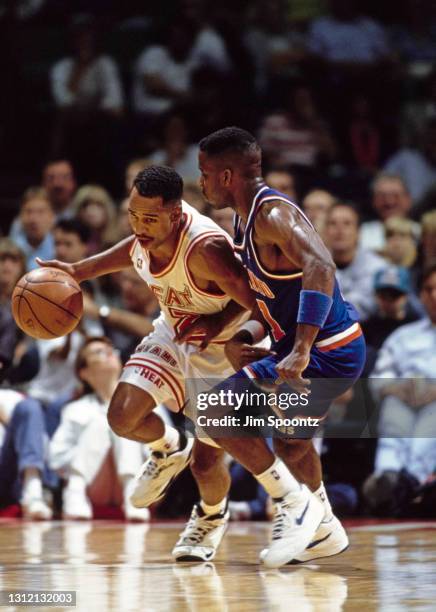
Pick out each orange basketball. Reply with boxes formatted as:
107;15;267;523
11;267;83;340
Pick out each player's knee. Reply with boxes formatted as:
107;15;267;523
107;397;137;437
274;437;312;462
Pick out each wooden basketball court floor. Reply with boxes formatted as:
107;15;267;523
1;519;436;611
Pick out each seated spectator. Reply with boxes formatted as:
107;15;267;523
42;159;77;218
10;187;55;270
265;169;297;200
302;188;336;238
149;113;199;182
49;337;149;521
183;181;207;213
258;81;337;169
359;173;419;252
71;185;118;255
383;118;436;204
124;158;152;195
362;266;421;374
383;217;418;268
0;239;26;375
0;390;52;519
420;210;436;268
367;264;436;512
308;0;391;67
53;218;90;264
325;202;386;319
243;0;307;96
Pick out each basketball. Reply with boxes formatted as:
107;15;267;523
11;267;83;340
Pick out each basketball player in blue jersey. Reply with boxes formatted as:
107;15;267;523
186;126;366;568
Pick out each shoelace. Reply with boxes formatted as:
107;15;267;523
271;500;296;540
142;455;164;478
180;511;218;545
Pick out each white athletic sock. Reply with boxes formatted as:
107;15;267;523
314;482;333;521
21;472;43;502
67;472;87;493
149;425;180;454
255;458;302;499
200;497;227;516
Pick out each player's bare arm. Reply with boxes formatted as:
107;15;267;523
36;235;135;283
255;201;336;388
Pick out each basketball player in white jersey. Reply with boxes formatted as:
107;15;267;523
39;166;323;566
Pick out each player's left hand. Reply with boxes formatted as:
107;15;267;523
275;349;311;394
174;312;225;351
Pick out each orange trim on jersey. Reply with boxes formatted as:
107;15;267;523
124;357;184;408
129;237;138;257
316;325;363;353
184;231;229;299
147;212;193;278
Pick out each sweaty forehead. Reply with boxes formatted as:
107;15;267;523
128;188;173;213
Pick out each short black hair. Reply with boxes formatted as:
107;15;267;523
133;165;183;203
199;127;259;157
55;218;91;244
419;263;436;291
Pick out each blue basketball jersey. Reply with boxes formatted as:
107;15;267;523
233;186;359;353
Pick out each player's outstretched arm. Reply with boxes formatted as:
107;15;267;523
36;235;136;283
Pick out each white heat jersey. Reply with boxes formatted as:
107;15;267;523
129;200;247;344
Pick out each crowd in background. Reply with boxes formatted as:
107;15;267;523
1;0;436;522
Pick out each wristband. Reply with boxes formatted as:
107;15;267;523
297;290;333;328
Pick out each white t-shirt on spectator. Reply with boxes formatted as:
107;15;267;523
308;16;390;63
383;148;436;203
51;55;124;111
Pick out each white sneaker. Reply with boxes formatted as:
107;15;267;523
172;503;229;562
289;514;349;563
261;486;324;569
21;498;53;520
63;488;92;520
130;436;194;508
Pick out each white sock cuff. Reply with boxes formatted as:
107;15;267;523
200;497;227;516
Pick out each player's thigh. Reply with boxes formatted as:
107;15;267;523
108;381;157;434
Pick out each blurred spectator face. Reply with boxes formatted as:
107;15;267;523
79;340;121;385
303;189;335;231
54;228;88;263
42;161;76;211
372;178;411;221
385;229;416;267
420;271;436;322
210;207;234;237
375;289;408;319
119;268;158;314
20;197;55;246
78;200;108;231
118;198;132;239
265;171;296;199
0;243;25;294
325;205;359;257
125;159;151;195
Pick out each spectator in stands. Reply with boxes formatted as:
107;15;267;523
42;159;77;218
308;0;391;67
258;81;337;169
149;113;199;182
0;239;26;375
265;169;297;200
243;0;307;96
383;217;418;269
366;264;436;513
359;173;418;253
0;390;52;520
49;337;149;521
53;218;90;264
421;210;436;269
302;188;336;238
10;188;55;270
115;199;131;241
383;118;436;204
71;185;118;255
362;266;421;374
183;181;207;213
325;202;386;319
124;158;152;195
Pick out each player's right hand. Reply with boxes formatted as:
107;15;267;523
224;338;273;372
35;258;78;281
